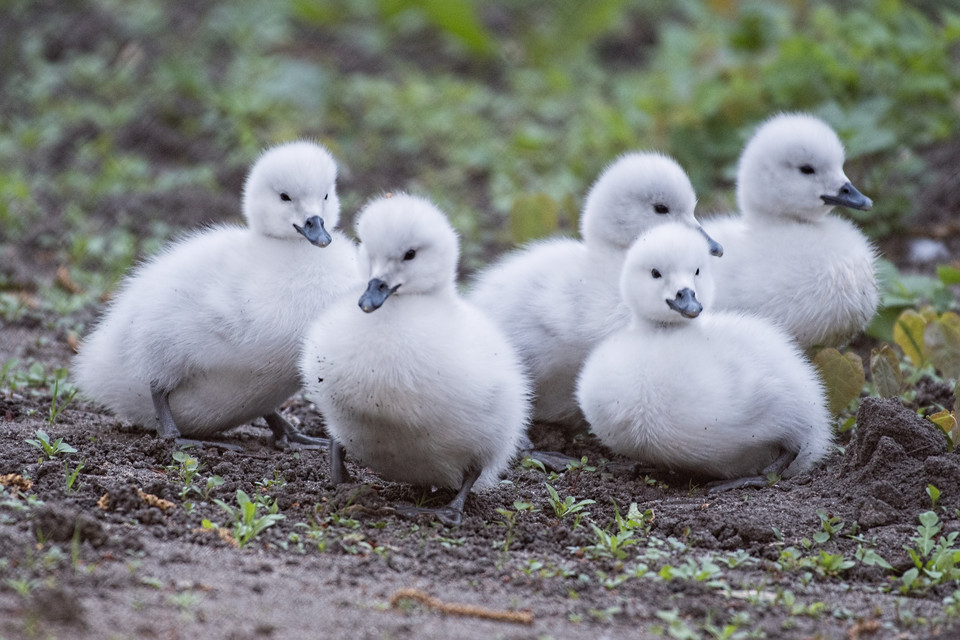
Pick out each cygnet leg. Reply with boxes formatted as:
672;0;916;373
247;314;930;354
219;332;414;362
394;466;482;527
150;381;242;451
150;382;181;440
329;438;352;485
706;448;799;493
263;412;329;450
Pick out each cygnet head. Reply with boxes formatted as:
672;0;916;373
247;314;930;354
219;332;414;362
580;152;722;257
620;223;716;326
736;113;873;223
242;141;341;246
355;193;459;312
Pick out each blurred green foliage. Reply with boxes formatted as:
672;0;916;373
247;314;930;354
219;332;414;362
1;0;958;292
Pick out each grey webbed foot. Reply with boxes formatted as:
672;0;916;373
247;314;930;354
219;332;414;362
394;504;466;527
264;412;329;450
524;449;580;473
516;432;579;472
604;461;660;476
707;448;799;493
394;466;481;527
329;439;352;485
173;438;243;452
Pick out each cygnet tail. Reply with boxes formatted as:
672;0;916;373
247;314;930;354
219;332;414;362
71;325;156;426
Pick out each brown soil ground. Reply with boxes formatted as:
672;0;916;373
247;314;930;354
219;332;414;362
1;314;959;639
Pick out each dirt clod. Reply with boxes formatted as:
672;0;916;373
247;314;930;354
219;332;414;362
32;503;107;547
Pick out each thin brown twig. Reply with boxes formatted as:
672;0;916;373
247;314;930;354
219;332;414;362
389;587;534;625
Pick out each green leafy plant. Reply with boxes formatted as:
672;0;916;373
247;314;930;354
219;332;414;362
811;550;856;577
813;348;865;415
855;545;893;570
211;490;285;548
0;487;42;512
519;456;547;474
894;307;960;378
813;510;845;545
870;343;903;399
899;510;960;594
658;555;725;585
4;577;39;598
869;261;960;342
167;451;202;500
63;459;84;493
581;522;637;561
202;475;225;500
25;429;77;460
544;483;595;519
47;371;78;426
565;456;597;474
493;508;518;555
927;485;941;511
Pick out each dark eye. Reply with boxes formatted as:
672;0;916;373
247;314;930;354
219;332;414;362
651;269;661;279
654;203;669;214
280;192;292;202
799;164;815;175
403;249;417;261
324;193;329;200
695;268;700;276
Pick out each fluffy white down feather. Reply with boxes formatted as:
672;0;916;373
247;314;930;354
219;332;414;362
469;152;709;429
577;223;832;479
703;113;879;349
72;141;361;437
300;194;530;490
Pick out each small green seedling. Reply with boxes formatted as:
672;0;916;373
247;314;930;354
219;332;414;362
47;372;78;426
168;451;201;499
813;510;845;545
811;550;855;577
64;459;85;493
520;456;547;473
494;508;518;555
615;501;655;536
900;510;960;593
25;429;77;459
565;456;597;474
927;485;941;510
544;483;595;519
212;490;285;548
581;522;636;560
855;545;893;570
203;475;225;500
4;577;38;597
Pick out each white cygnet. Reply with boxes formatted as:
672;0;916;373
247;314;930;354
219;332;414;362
703;113;878;349
577;223;833;489
300;193;530;526
73;141;361;446
469;152;721;432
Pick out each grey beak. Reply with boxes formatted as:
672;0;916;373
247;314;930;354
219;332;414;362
698;227;723;257
666;287;702;318
821;181;873;211
359;278;400;313
293;215;333;247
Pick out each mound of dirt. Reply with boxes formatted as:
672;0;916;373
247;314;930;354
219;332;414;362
842;398;960;527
